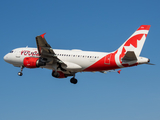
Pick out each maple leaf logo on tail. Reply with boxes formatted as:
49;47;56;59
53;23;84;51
115;25;151;67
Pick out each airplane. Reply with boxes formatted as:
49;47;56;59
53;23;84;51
4;25;152;84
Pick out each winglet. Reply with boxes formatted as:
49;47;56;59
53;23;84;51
40;33;46;38
117;70;121;74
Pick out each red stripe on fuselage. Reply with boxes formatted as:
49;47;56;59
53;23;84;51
83;51;119;71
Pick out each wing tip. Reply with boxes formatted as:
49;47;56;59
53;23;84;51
117;70;121;74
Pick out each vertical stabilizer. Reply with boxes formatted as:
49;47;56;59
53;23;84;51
115;25;151;67
118;25;150;57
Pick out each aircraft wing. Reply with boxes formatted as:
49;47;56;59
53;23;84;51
35;33;67;68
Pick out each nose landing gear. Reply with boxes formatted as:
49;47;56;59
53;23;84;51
18;66;24;76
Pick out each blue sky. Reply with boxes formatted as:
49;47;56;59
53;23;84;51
0;0;160;120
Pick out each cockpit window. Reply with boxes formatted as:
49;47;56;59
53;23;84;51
10;51;14;53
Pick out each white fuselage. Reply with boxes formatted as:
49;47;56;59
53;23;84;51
4;46;150;73
4;47;109;71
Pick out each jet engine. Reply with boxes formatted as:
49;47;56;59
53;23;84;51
23;57;46;68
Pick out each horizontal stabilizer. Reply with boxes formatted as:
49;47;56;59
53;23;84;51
145;63;155;65
122;51;137;61
100;70;122;74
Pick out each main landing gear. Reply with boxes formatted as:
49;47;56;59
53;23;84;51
18;66;24;76
69;72;78;84
17;65;78;84
70;77;78;84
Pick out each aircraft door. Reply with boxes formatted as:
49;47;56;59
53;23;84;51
15;50;23;64
16;50;21;58
104;54;111;65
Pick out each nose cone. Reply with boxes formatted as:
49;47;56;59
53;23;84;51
4;54;9;63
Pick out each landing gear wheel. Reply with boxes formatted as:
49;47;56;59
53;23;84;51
18;72;23;76
70;77;78;84
52;71;60;78
18;66;24;76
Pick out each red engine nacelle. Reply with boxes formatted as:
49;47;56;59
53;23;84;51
52;71;67;78
23;57;46;68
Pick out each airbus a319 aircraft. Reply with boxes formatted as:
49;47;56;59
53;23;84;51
4;25;152;84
